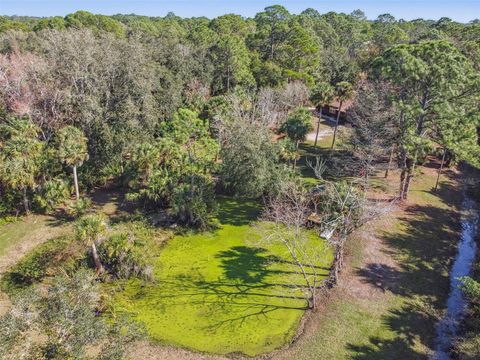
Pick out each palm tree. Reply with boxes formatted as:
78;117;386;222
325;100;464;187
0;118;44;213
331;81;354;149
279;108;313;169
131;142;161;184
57;126;88;201
310;82;334;148
278;138;299;168
75;214;107;274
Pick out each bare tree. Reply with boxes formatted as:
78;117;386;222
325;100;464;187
277;81;309;111
307;156;328;180
312;181;364;277
256;181;329;309
0;50;68;140
312;179;394;279
346;80;397;190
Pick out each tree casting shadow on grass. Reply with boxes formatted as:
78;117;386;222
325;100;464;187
215;199;262;226
350;180;462;359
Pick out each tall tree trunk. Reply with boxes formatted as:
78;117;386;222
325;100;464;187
399;169;407;199
331;100;343;149
309;291;316;310
385;146;394;178
403;167;413;200
188;148;195;200
397;111;407;199
434;147;447;192
226;65;230;92
73;165;80;201
363;163;370;193
402;152;417;200
314;108;323;148
404;92;428;199
91;242;104;274
398;149;408;199
293;140;299;170
22;187;30;214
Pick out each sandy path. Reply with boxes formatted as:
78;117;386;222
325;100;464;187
306;128;333;142
128;342;228;360
0;217;69;275
0;216;69;316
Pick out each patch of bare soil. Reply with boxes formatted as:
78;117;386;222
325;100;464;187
0;291;10;316
129;342;228;360
305;128;333;142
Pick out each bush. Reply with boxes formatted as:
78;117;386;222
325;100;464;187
66;197;92;218
98;232;152;280
171;176;217;229
0;215;17;226
0;187;20;216
455;276;480;358
33;179;70;214
460;276;480;303
0;269;143;359
219;119;284;197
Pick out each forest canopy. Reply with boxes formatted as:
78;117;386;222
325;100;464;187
0;7;479;219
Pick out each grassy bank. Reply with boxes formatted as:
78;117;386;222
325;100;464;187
453;180;480;359
281;165;463;360
110;197;334;356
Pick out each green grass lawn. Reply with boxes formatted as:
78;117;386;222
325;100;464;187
110;197;334;356
0;216;49;256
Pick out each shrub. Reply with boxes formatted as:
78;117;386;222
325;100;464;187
171;176;217;229
0;215;17;226
219;119;284;197
33;178;70;214
0;269;143;359
455;276;480;358
460;276;480;303
98;232;152;280
66;197;92;218
0;187;20;216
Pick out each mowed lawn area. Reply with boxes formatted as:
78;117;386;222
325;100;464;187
110;197;334;356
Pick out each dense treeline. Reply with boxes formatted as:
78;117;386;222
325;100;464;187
0;6;479;223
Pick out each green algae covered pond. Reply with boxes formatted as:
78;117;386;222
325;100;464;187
110;197;334;356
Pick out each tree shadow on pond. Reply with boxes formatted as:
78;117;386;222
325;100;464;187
123;243;334;337
144;245;315;329
215;198;262;226
216;246;329;283
216;246;284;284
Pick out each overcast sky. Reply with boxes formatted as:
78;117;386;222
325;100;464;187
1;0;479;23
